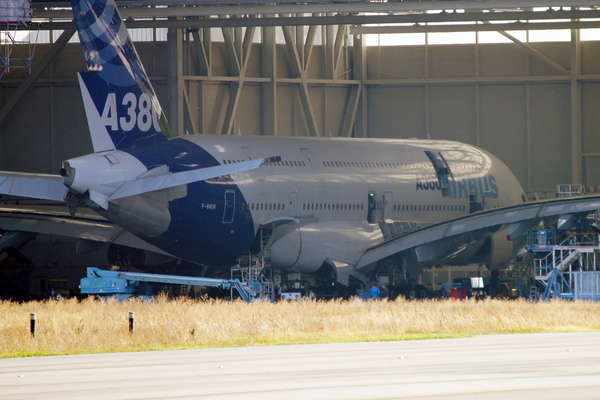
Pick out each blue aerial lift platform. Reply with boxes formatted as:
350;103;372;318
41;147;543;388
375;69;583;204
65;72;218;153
80;267;263;302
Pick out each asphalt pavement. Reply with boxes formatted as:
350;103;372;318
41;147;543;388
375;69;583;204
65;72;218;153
2;332;600;399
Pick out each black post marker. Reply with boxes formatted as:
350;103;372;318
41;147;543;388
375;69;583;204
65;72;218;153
129;311;135;333
30;313;36;338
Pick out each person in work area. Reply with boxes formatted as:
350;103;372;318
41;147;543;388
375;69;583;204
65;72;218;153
381;284;389;299
369;283;380;300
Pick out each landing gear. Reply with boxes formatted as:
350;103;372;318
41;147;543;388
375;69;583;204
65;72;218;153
395;283;428;300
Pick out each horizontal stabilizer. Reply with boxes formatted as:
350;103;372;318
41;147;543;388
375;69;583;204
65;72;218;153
108;157;272;201
0;173;66;202
0;205;174;256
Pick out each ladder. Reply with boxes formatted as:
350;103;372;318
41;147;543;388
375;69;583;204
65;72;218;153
530;231;600;300
232;255;273;301
528;286;538;302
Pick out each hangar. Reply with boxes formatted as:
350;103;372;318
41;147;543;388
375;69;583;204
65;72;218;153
1;0;600;298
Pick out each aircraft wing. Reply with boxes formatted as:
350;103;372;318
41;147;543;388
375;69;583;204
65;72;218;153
0;204;173;256
355;194;600;270
0;172;66;201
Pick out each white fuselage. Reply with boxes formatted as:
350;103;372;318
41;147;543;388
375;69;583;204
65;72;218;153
177;135;525;274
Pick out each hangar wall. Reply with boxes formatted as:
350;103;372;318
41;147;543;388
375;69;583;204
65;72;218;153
1;33;599;198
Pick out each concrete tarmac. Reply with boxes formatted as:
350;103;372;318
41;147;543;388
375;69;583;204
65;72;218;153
2;332;600;400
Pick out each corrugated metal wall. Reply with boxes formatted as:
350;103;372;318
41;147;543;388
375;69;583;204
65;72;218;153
1;38;600;197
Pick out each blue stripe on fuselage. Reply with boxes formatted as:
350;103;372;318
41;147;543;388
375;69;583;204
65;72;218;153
124;137;255;266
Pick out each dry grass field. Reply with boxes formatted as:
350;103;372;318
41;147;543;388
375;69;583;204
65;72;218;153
2;296;600;358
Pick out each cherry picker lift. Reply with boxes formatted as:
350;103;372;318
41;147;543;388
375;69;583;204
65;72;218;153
80;267;264;302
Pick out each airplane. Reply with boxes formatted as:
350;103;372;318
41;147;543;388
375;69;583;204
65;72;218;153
2;0;600;297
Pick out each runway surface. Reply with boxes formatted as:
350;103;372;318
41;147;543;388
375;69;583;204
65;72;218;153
2;332;600;399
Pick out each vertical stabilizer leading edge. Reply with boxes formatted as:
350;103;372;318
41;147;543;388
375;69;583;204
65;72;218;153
71;0;172;152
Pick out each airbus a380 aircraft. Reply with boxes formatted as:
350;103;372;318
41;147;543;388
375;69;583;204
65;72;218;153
2;0;600;291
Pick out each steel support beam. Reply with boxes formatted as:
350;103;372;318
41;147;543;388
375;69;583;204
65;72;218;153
168;22;184;136
221;26;255;135
32;2;600;20
188;28;211;133
295;23;304;69
304;24;317;71
182;83;200;135
324;18;334;80
333;24;347;73
350;21;600;35
190;28;210;76
37;14;600;32
353;31;367;138
483;21;569;75
282;25;319;137
339;84;361;138
0;27;75;129
221;26;241;76
261;23;276;136
571;28;583;184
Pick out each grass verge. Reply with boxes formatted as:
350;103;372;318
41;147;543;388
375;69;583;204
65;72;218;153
2;296;600;358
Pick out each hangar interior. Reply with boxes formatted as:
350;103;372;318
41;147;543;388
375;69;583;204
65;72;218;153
1;0;600;297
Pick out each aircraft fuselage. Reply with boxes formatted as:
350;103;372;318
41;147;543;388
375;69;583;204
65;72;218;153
101;135;526;274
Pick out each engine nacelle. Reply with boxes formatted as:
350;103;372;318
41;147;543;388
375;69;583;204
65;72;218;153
60;150;147;198
268;222;381;275
486;228;514;268
268;228;325;273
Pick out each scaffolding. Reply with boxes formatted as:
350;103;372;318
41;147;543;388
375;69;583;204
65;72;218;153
529;229;600;301
231;254;274;301
0;0;39;78
556;184;585;197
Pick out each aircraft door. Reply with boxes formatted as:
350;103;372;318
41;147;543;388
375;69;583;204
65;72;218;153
289;190;298;216
367;191;376;224
383;191;393;222
223;190;235;223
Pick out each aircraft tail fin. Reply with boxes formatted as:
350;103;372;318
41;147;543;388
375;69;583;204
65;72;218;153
71;0;172;152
